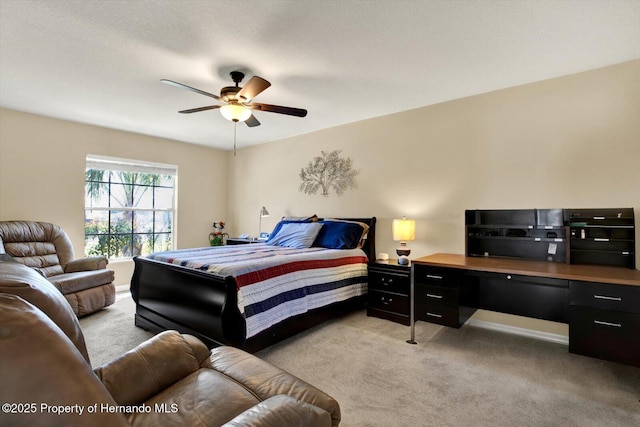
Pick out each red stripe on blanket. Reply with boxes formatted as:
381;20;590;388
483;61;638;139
235;255;367;289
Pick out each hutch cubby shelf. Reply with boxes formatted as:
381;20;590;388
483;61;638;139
465;208;635;269
565;208;635;269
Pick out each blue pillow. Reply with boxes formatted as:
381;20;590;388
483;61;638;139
265;222;324;248
267;220;311;244
313;220;366;249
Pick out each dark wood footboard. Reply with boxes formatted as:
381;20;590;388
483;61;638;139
131;256;247;348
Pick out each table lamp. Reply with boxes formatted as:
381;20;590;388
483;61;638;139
258;206;270;237
392;217;416;265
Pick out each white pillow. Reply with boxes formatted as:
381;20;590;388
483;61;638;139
265;222;324;249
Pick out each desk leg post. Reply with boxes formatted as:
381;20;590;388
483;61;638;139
407;264;417;344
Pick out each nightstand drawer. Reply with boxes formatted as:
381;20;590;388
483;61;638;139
414;283;459;308
569;306;640;366
369;270;409;294
415;304;459;328
570;281;640;313
368;290;409;315
413;265;459;288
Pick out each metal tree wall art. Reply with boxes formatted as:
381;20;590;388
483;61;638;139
299;150;358;197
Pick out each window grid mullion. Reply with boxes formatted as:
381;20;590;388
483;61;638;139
152;181;156;253
107;172;112;258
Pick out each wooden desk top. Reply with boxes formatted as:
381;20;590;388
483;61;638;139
413;253;640;287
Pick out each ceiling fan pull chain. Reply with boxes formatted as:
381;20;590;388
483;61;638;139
233;122;237;156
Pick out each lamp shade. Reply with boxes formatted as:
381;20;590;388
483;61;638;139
392;218;415;242
220;103;252;122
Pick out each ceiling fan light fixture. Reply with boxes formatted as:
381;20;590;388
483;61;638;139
162;73;306;128
220;103;252;122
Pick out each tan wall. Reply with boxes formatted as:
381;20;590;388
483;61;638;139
0;109;228;285
229;60;640;335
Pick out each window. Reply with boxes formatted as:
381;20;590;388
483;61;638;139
85;155;177;259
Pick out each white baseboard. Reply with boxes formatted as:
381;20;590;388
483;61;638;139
115;284;130;293
467;319;569;345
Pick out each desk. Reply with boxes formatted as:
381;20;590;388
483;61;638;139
409;253;640;367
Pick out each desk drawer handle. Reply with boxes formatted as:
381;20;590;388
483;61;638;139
426;312;443;318
381;277;393;284
426;293;443;299
426;274;443;280
381;297;393;305
594;295;622;302
594;320;622;328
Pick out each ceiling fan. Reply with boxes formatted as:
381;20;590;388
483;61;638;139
161;71;307;127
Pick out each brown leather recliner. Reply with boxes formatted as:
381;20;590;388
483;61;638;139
0;257;341;427
0;220;115;316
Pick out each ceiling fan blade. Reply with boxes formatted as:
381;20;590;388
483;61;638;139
236;76;271;102
244;114;261;127
161;79;220;100
178;105;221;114
250;102;307;117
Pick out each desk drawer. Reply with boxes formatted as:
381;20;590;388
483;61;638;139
414;283;459;308
369;270;409;294
415;303;459;328
570;281;640;314
368;290;409;315
569;306;640;367
413;265;459;288
474;272;569;323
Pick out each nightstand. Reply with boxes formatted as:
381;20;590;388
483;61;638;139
367;259;411;325
226;238;263;245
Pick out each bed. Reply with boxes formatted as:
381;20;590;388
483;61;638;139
131;217;376;352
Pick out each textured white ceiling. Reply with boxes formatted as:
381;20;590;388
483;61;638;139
1;0;639;150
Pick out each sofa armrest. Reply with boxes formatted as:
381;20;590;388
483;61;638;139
182;333;211;365
207;346;341;427
94;330;200;405
65;256;108;272
222;395;332;427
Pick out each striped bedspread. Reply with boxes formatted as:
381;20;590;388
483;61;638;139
146;244;368;338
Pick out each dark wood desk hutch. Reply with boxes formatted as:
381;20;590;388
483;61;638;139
409;208;640;367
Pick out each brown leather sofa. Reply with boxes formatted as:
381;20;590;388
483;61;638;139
0;220;115;316
0;256;341;427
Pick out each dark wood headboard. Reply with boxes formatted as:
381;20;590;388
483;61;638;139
334;217;376;261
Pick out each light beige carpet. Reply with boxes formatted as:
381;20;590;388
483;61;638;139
79;291;154;365
80;291;640;427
